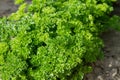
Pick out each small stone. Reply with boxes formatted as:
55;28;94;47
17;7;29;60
108;62;112;67
97;75;103;80
111;68;117;77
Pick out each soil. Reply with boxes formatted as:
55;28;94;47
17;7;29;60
84;0;120;80
0;0;120;80
0;0;17;17
84;29;120;80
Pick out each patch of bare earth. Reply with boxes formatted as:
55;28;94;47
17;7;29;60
0;0;18;17
84;0;120;80
84;29;120;80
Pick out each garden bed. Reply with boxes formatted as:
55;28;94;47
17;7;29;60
0;0;120;80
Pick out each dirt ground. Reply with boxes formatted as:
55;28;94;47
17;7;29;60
0;0;17;17
84;29;120;80
0;0;120;80
84;1;120;80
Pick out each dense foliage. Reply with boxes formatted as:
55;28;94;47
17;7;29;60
0;0;116;80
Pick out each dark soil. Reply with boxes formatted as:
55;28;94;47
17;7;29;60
84;0;120;80
0;0;18;17
84;29;120;80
